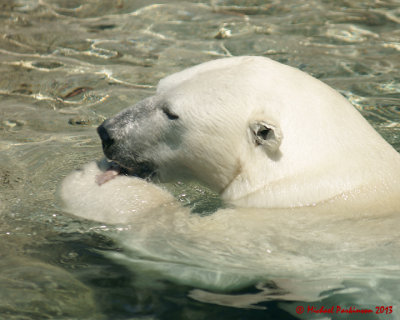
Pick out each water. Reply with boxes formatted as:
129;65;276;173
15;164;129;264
1;0;399;319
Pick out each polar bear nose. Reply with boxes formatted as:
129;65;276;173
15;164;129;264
97;123;114;149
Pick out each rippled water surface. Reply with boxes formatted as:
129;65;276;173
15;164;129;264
1;0;400;319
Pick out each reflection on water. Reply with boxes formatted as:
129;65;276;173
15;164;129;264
0;0;399;319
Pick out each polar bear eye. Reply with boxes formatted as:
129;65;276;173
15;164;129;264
162;106;179;120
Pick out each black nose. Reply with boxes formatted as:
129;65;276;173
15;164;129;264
97;123;114;149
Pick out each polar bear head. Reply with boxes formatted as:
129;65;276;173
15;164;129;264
97;56;400;208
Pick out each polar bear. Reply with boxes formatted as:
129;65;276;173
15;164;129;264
94;56;400;212
61;56;400;306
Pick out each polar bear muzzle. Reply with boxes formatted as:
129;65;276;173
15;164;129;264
96;121;157;179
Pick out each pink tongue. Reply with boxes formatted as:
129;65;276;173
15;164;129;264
96;168;120;186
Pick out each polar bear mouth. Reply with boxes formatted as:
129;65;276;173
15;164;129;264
96;159;156;185
122;161;155;179
113;160;156;179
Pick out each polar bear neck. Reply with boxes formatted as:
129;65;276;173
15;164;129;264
221;138;400;209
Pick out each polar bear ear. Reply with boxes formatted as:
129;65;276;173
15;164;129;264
249;121;282;153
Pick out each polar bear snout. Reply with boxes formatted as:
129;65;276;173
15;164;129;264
96;114;160;179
